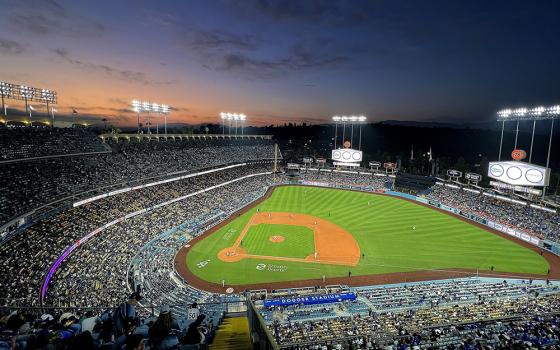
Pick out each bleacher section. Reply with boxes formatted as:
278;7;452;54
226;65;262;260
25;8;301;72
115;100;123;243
0;127;107;160
394;172;436;193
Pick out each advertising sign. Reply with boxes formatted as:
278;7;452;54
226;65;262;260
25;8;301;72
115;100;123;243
489;181;542;195
369;161;381;167
383;162;397;169
511;149;527;161
465;172;482;181
447;169;463;178
488;161;550;187
332;149;363;163
263;292;356;308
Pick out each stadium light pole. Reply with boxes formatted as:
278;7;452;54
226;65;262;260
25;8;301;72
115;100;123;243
529;106;545;162
513;108;526;149
29;105;34;125
142;101;151;134
233;114;239;135
358;116;367;150
220;112;226;135
543;105;559;199
161;105;170;134
332;116;341;148
152;103;161;135
0;82;10;117
239;114;246;135
342;117;346;142
20;85;34;125
51;108;57;126
132;100;142;133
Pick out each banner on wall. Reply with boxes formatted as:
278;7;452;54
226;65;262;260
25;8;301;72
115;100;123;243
264;292;356;308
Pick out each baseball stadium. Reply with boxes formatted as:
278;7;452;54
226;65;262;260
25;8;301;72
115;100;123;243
2;2;560;349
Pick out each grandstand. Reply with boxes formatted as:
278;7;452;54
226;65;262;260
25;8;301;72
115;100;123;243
0;127;559;350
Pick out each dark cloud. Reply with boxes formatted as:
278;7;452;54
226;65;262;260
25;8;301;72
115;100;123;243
0;38;26;55
188;29;258;51
180;27;350;78
7;0;106;38
52;48;178;86
202;44;350;78
230;0;371;26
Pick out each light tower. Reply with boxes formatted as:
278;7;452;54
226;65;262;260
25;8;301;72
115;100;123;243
332;115;367;150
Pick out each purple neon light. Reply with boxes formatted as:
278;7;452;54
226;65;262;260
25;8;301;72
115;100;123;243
41;242;78;299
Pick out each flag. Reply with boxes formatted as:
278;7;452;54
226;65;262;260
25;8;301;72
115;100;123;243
410;145;414;160
72;109;78;114
429;147;433;162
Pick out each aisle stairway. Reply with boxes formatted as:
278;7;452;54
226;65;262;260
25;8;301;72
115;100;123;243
209;315;252;350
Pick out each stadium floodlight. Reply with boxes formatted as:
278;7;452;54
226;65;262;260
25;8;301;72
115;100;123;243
498;104;560;121
220;111;247;135
131;100;170;134
332;114;367;150
0;82;13;97
531;106;545;116
497;109;512;118
20;85;34;99
513;108;527;117
142;101;151;111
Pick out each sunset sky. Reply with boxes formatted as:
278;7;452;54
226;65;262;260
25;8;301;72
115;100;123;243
1;0;559;126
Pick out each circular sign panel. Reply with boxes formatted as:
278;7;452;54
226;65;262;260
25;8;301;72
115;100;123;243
342;151;351;160
490;164;504;177
506;166;522;180
352;152;361;160
525;169;544;184
511;149;527;161
333;151;341;160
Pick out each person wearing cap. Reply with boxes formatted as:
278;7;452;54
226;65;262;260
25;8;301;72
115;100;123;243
148;305;180;350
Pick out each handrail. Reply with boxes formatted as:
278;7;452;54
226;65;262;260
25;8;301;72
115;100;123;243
247;298;280;350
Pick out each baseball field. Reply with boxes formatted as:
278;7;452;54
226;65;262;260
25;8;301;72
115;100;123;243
179;185;552;291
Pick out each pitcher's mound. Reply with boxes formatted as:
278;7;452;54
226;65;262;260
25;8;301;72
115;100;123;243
269;235;285;243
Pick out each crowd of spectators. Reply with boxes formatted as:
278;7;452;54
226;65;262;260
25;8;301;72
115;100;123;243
0;128;107;161
260;279;560;349
0;163;274;307
46;168;275;309
297;169;390;190
0;291;219;349
427;185;560;243
0;136;275;223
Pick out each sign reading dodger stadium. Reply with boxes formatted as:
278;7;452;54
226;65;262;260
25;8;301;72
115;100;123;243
488;161;550;187
332;140;362;165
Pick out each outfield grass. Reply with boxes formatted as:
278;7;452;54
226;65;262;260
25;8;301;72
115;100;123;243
185;186;550;285
243;223;315;258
